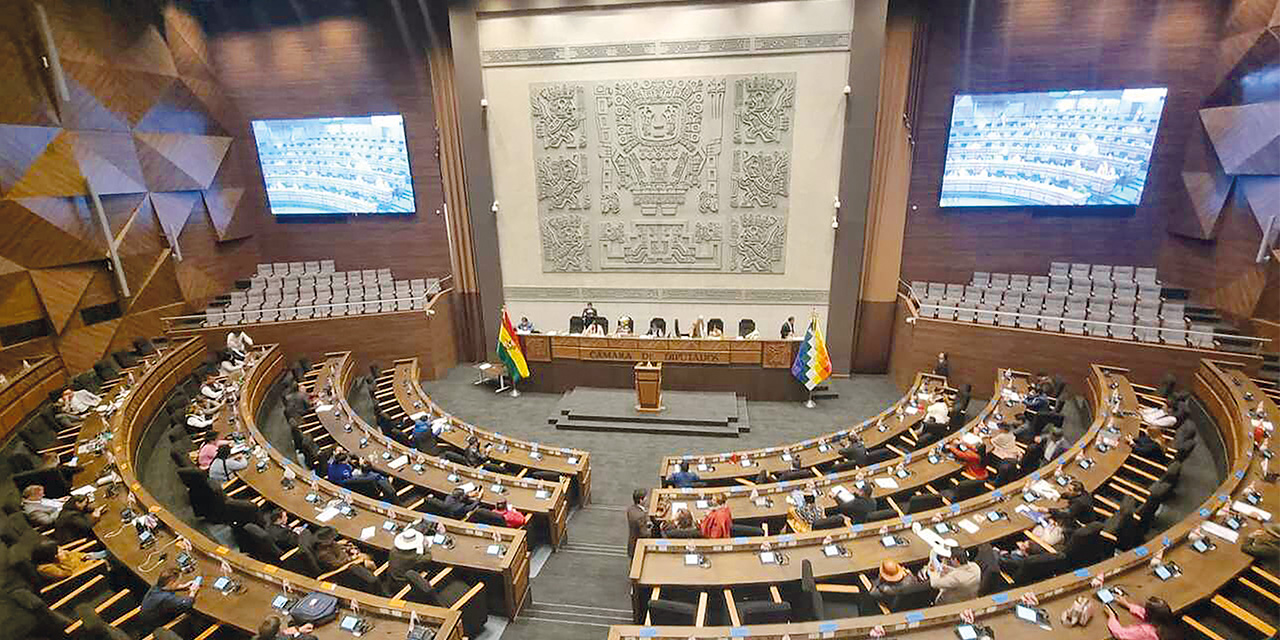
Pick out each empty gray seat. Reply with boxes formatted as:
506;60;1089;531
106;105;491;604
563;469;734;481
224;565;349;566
1135;267;1158;284
971;272;990;287
1016;314;1038;330
1009;274;1030;290
1041;316;1063;332
1050;262;1070;276
976;305;996;325
990;273;1011;288
982;290;1004;305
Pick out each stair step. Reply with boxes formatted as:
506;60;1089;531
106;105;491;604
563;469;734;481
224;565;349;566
552;417;744;437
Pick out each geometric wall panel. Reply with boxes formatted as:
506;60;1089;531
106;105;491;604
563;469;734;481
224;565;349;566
3;129;87;198
61;71;133;132
127;252;182;314
134;132;232;191
1237;175;1280;236
0;28;59;127
55;318;120;374
61;62;177;129
135;79;231;136
0;271;45;325
0;125;61;196
0;197;102;268
149;191;204;250
114;195;165;289
69;131;147;195
29;264;97;334
202;186;251;241
98;192;152;242
1201;102;1280;175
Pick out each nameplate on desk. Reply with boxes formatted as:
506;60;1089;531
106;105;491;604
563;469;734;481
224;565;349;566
581;349;731;364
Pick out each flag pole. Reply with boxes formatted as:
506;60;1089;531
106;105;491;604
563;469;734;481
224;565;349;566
805;388;815;409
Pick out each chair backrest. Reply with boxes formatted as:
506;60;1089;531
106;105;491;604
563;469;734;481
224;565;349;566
738;318;756;337
568;316;584;333
799;559;825;620
888;583;938;612
241;523;283;563
708;318;724;332
648;599;697;625
907;494;943;513
405;571;441;606
740;600;793;624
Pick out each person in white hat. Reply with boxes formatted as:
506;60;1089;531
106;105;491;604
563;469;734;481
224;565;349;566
387;527;434;591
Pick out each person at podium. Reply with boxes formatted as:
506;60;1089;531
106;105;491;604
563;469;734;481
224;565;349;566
581;302;598;325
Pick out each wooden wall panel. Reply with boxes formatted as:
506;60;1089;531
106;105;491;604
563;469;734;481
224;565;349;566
900;0;1222;284
0;0;261;376
204;6;453;282
888;298;1261;395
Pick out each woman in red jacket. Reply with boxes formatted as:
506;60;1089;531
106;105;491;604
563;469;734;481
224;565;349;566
947;441;989;480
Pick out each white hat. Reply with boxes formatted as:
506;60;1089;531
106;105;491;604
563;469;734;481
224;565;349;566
394;528;425;554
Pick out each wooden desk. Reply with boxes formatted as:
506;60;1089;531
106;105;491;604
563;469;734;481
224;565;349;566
657;373;948;485
391;358;593;504
73;337;464;640
607;360;1275;637
228;345;531;618
628;367;1136;612
316;353;571;549
517;334;804;400
644;372;1029;522
0;355;64;442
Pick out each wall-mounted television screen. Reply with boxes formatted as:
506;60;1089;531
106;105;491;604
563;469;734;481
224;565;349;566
939;87;1167;207
251;115;415;216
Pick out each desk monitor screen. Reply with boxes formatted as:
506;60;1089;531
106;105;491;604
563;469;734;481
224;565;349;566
940;88;1168;208
251;115;416;216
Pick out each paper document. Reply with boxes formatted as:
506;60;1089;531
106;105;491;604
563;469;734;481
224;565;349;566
388;455;409;470
874;477;899;490
315;404;334;413
70;486;96;497
957;519;980;534
1233;502;1272;521
316;507;340;522
360;526;375;540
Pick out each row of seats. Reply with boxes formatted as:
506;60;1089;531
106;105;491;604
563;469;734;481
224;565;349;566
255;260;336;278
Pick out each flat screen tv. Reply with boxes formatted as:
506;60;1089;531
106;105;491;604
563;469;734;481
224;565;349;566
939;87;1167;208
251;115;416;216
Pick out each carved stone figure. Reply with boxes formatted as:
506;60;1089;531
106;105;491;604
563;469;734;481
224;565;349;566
601;221;721;270
731;150;790;208
734;75;795;144
610;79;708;215
536;154;590;210
730;213;786;273
541;214;591;272
531;84;587;149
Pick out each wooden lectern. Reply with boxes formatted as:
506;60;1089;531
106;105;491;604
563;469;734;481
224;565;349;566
634;361;664;413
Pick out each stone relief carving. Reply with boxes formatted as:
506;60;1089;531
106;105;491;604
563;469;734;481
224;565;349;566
531;84;587;149
733;75;795;144
730;213;786;273
541;213;591;272
529;73;794;272
731;150;790;208
536;154;590;210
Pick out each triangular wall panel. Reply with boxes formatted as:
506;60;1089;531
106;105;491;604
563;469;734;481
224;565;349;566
133;133;232;190
128;251;182;313
29;264;97;333
149;191;204;249
115;195;165;289
61;72;134;132
0;125;60;196
0;197;102;268
134;79;231;136
0;29;60;127
56;318;120;374
70;131;148;195
1201;102;1280;175
61;62;177;129
4;129;87;198
98;192;151;242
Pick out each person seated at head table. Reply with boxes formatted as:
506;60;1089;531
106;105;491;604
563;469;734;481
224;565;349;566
780;316;796;339
614;315;633;336
947;440;989;481
924;546;981;605
53;494;104;544
21;484;65;526
517;316;534;332
690;316;706;338
208;443;249;485
443;486;483;519
312;525;375;572
872;559;920;599
255;615;316;640
699;495;733;539
493;498;528;528
786;492;825;534
666;462;701;488
584;318;606;336
742;325;760;339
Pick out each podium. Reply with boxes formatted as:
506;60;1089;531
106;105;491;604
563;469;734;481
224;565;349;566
634;361;664;413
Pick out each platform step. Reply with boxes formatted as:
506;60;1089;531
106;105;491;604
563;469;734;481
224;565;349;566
552;417;744;437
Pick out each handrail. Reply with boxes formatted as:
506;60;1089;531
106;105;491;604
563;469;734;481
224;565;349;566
898;281;1272;349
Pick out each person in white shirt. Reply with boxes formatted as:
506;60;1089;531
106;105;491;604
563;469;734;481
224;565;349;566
56;389;102;425
201;378;226;402
1041;428;1067;464
923;547;982;605
584;320;605;336
516;317;534;333
1140;405;1177;428
925;398;950;424
226;332;246;362
430;416;450;436
22;485;66;526
208;444;248;485
187;404;216;431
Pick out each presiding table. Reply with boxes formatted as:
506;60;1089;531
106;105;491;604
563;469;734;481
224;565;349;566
517;334;804;400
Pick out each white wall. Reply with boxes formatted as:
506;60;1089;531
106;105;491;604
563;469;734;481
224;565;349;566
478;0;853;334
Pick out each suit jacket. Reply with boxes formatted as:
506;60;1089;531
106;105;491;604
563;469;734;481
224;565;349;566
265;523;299;550
780;321;795;339
52;509;94;544
626;504;651;557
839;495;877;523
1053;492;1095;524
386;548;433;585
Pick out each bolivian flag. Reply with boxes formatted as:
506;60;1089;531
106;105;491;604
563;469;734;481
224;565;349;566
497;309;530;382
790;315;831;390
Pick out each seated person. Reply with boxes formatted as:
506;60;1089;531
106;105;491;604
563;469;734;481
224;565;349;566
1105;595;1182;640
377;412;409;446
1050;480;1095;524
989;422;1021;463
443;486;483;519
326;452;399;504
1040;427;1068;463
462;436;488;468
839;435;868;464
614;315;633;336
1139;404;1178;429
786;492;825;534
924;548;981;605
200;376;226;402
186;403;216;432
264;507;303;550
834;482;877;524
387;527;434;588
947;441;989;481
666;462;701;488
661;509;701;538
21;484;65;526
492;499;528;528
925;396;950;423
208;443;249;485
690;316;706;338
932;352;950;378
872;559;920;599
776;457;811;482
1129;430;1165;459
516;316;534;333
1023;382;1054;412
699;495;733;538
911;418;950;446
707;322;723;338
411;418;440;455
56;388;102;426
218;351;244;382
312;526;374;572
197;439;231;470
584;319;605;336
53;495;104;544
35;542;108;580
140;568;200;629
227;331;253;360
255;616;316;640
